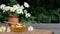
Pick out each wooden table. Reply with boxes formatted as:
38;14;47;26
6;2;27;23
0;23;54;34
0;29;54;34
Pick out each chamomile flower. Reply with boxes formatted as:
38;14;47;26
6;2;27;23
20;5;24;9
24;2;30;8
16;9;23;14
4;6;10;11
16;4;20;7
25;13;31;18
24;10;28;14
0;4;6;10
10;7;16;12
0;26;6;32
6;27;11;32
13;5;18;9
28;26;34;31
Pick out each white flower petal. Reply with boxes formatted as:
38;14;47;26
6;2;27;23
10;7;16;12
20;5;24;9
4;6;10;11
0;26;6;32
3;10;5;13
13;5;18;9
28;26;34;31
24;2;30;8
0;4;6;10
27;13;31;17
16;9;23;14
25;13;31;18
24;10;27;14
16;4;20;7
6;27;11;32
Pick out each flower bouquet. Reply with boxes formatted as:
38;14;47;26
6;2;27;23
0;2;31;32
0;2;31;24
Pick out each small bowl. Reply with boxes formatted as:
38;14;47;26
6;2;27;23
11;24;26;32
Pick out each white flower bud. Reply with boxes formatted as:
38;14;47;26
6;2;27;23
0;26;6;32
6;27;11;32
25;13;31;18
28;26;34;31
24;2;30;8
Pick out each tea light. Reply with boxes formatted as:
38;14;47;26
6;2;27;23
28;26;34;31
0;26;6;32
6;27;11;32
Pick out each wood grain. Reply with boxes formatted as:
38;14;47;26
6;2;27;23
0;29;54;34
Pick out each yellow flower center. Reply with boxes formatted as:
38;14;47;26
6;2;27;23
5;8;9;11
13;5;17;8
11;8;15;11
17;9;21;12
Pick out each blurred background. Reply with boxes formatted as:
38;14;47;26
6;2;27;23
0;0;60;23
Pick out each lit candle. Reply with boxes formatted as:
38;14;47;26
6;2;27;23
28;26;34;31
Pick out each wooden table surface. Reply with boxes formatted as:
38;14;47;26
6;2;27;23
0;23;54;34
0;29;54;34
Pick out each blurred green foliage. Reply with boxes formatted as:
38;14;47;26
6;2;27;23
0;0;60;23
